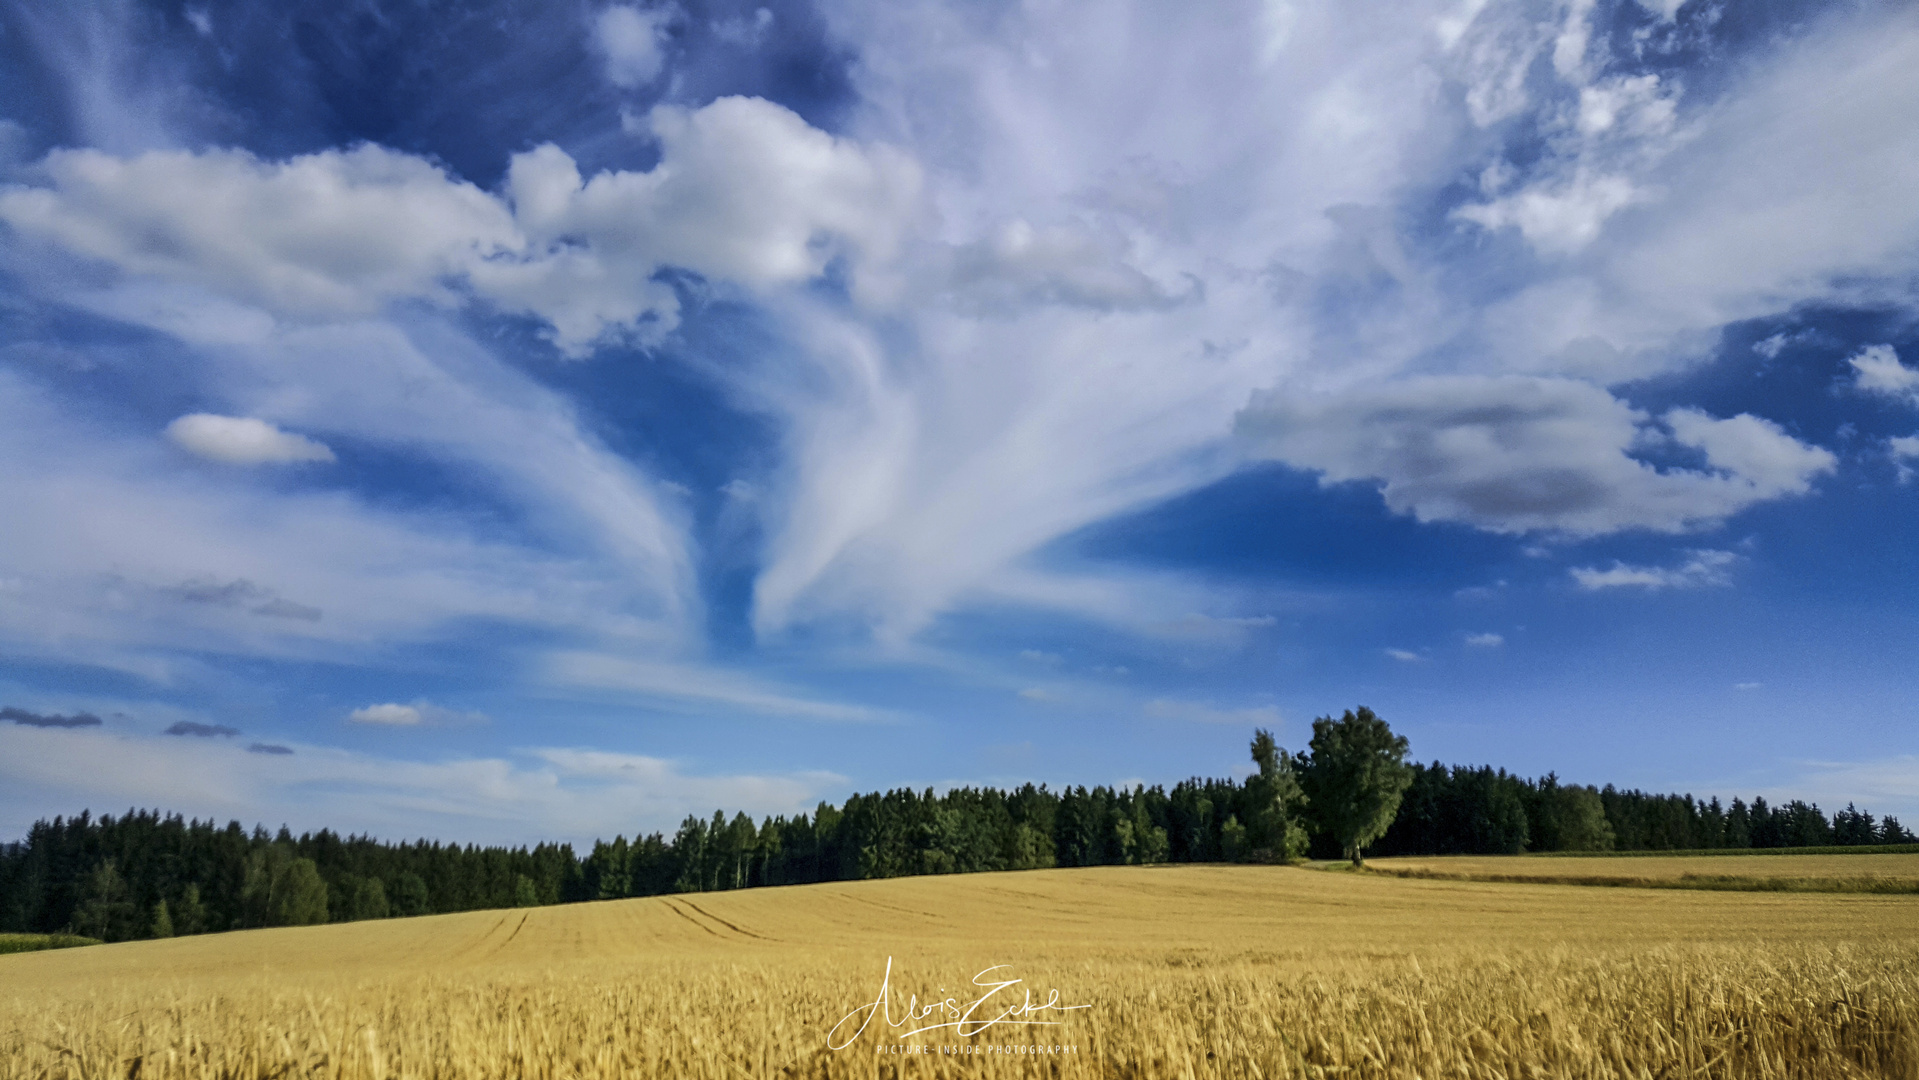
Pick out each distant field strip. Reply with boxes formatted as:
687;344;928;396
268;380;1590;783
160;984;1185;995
1369;852;1919;893
3;861;1916;1079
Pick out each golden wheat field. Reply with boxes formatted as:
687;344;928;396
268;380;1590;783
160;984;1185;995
3;862;1917;1079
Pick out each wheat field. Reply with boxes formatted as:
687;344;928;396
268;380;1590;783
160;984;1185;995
3;862;1916;1079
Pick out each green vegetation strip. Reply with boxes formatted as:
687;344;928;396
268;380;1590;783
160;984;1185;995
0;933;102;955
1525;843;1919;858
1366;866;1919;894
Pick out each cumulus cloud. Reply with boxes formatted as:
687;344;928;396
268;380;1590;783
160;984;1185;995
165;414;335;465
1850;344;1919;405
2;706;103;728
0;145;519;315
164;720;239;737
481;98;921;352
246;742;294;755
1570;548;1737;591
1237;375;1835;535
595;5;673;88
0;98;921;357
1142;698;1283;727
1465;632;1504;647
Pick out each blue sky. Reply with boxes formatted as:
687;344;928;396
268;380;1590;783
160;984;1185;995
2;0;1916;846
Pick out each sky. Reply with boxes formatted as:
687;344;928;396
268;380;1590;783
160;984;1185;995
1;0;1915;847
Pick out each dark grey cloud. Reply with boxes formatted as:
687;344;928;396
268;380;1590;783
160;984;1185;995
251;597;323;622
2;706;103;728
247;742;294;755
166;578;322;622
165;720;241;738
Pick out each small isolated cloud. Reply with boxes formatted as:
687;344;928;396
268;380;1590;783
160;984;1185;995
1890;435;1919;482
164;720;239;738
712;7;772;47
1735;682;1763;690
1143;699;1283;727
2;706;103;728
165;414;335;465
350;703;417;726
1849;344;1919;405
348;700;487;728
1018;649;1063;666
247;743;294;755
1465;632;1504;647
1570;549;1738;591
1017;687;1058;703
1384;648;1426;663
595;5;672;88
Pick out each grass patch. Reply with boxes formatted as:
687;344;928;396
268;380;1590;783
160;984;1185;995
1527;843;1919;858
0;933;102;956
1365;865;1919;894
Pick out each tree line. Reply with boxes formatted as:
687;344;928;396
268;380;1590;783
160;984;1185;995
1;708;1910;943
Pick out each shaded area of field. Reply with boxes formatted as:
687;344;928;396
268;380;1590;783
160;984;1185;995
1367;851;1919;893
2;864;1915;1078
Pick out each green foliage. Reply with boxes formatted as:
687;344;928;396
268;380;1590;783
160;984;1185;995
1245;728;1310;863
1300;707;1414;866
1536;777;1615;852
273;858;330;926
150;898;174;938
513;874;540;908
0;933;101;954
72;860;139;942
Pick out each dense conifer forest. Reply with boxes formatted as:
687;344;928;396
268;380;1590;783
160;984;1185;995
3;722;1911;942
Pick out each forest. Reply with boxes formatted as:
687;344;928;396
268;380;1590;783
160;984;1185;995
2;710;1911;942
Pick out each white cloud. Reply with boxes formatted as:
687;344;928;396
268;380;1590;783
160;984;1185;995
1017;686;1058;703
1890;435;1919;482
1465;632;1503;647
0;367;688;677
1570;548;1737;591
542;650;893;723
0;98;921;357
0;145;520;315
1455;170;1639;255
1237;375;1834;536
483;98;922;353
1384;648;1426;662
344;703;415;727
0;722;844;847
1018;649;1063;666
712;7;773;48
350;703;418;726
595;5;672;88
1850;344;1919;404
164;413;334;465
1142;698;1282;727
1475;11;1919;375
